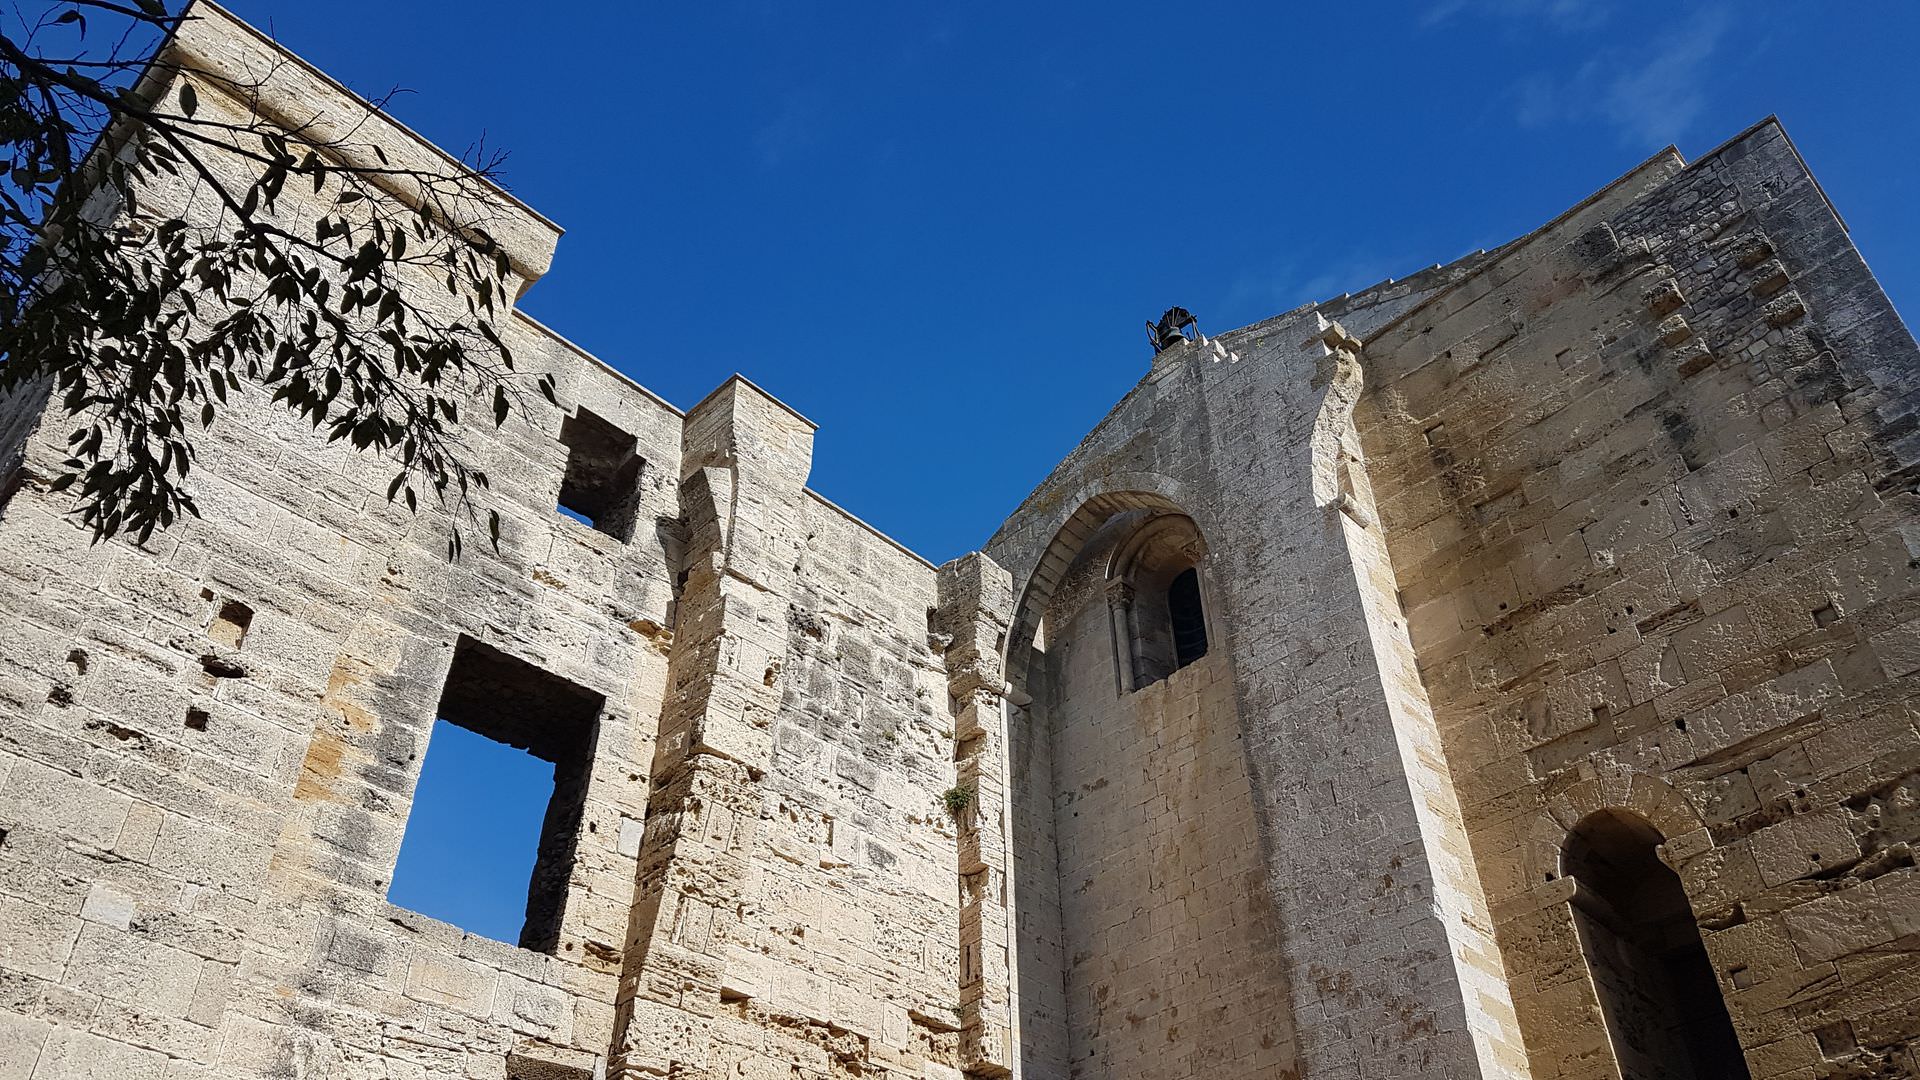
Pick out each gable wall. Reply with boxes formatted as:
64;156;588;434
1360;120;1920;1078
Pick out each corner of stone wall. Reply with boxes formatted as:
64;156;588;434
164;0;563;287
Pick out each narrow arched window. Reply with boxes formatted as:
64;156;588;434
1563;810;1750;1080
1168;567;1207;669
1105;514;1212;692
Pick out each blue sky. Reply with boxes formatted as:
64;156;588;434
218;1;1919;942
388;719;552;944
222;0;1920;566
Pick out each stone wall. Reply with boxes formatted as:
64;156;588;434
0;6;676;1066
987;309;1526;1080
0;6;975;1080
2;4;1917;1079
1029;511;1293;1079
1360;119;1920;1078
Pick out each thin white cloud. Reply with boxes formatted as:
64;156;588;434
1423;0;1611;31
1596;6;1731;145
1511;4;1732;147
1222;252;1416;322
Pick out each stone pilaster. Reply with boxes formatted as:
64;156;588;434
1208;317;1526;1079
612;376;816;1079
935;553;1016;1077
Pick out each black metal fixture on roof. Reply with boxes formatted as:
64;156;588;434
1147;306;1198;354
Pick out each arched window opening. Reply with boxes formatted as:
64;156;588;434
1168;567;1208;668
1105;514;1212;693
1562;810;1749;1080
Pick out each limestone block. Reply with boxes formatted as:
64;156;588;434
1868;617;1920;678
1673;339;1716;376
77;882;136;931
617;815;646;858
495;974;573;1042
1750;259;1791;297
1706;916;1800;985
0;1011;50;1080
405;954;498;1019
1869;866;1920;937
0;760;131;850
66;924;206;1019
1644;278;1688;316
1742;1034;1820;1078
31;1029;168;1080
1748;809;1862;885
1657;314;1696;347
1735;237;1775;267
186;960;234;1028
0;894;83;981
1764;290;1809;326
1780;885;1893;962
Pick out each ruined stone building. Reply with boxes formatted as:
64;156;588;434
5;5;1920;1080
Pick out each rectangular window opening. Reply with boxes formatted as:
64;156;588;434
389;637;602;952
557;407;645;542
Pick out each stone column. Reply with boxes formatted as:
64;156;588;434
1104;578;1137;695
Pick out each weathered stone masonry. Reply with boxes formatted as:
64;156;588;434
2;4;1918;1079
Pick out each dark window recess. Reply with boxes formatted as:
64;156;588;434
1111;514;1212;692
208;600;253;649
391;637;602;952
1168;567;1208;669
1563;809;1751;1080
556;408;645;541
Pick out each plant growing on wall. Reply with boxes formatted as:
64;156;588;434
0;1;552;555
942;783;974;819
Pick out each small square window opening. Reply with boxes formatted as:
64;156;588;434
556;408;645;542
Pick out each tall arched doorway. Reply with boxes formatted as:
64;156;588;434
1562;809;1750;1080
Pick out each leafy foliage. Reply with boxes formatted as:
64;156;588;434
0;0;554;555
942;784;974;819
